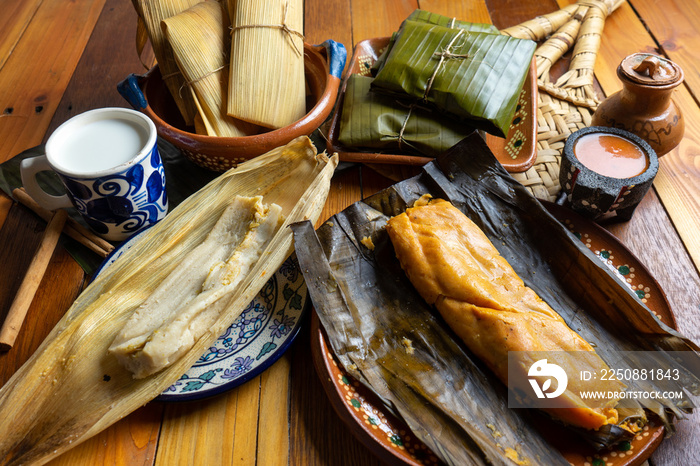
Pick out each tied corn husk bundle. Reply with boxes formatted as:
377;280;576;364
0;137;337;466
131;0;202;125
371;9;499;76
227;0;306;129
292;133;700;465
502;0;624;108
338;75;476;157
372;20;536;137
162;1;261;137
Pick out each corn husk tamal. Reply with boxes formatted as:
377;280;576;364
226;0;306;129
162;1;261;137
131;0;202;125
0;137;337;466
372;20;536;137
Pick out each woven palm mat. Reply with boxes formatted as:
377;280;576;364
511;92;594;202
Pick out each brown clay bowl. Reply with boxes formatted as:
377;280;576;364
118;40;346;172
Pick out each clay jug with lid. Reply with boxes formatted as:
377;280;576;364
592;53;684;157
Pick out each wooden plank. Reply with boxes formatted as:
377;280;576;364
0;0;43;71
47;404;163;466
0;0;105;163
256;355;291;466
629;0;700;103
288;325;383;466
350;0;417;44
419;0;493;23
304;0;353;52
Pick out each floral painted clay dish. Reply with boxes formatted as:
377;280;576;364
97;235;309;402
326;37;538;173
311;201;672;466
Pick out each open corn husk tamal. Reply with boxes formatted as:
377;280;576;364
291;132;700;465
0;137;337;466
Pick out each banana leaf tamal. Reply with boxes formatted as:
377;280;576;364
371;9;500;76
337;75;476;157
291;132;699;465
386;198;624;430
372;21;536;137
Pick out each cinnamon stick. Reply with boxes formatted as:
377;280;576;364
0;209;68;350
13;188;114;258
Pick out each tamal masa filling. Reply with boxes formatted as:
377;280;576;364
386;198;626;430
109;195;284;378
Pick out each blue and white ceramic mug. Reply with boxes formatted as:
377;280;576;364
21;107;168;241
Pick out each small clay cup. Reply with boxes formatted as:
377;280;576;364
559;126;658;223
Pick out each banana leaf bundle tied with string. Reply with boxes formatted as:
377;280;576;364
371;20;536;138
291;132;699;465
370;9;499;76
337;75;477;157
161;1;262;138
0;137;337;466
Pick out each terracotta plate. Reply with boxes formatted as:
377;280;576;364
326;37;538;173
311;202;672;466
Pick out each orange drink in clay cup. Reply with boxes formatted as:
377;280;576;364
559;126;658;223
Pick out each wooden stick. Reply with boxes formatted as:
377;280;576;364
13;188;114;258
0;209;68;351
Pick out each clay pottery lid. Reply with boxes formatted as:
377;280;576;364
619;53;683;88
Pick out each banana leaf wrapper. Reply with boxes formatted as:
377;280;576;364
337;75;476;157
291;132;700;465
372;21;536;137
370;9;499;76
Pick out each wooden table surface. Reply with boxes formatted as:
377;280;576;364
1;0;698;465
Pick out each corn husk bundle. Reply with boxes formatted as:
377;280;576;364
371;9;499;76
502;0;624;108
131;0;203;125
161;1;261;137
0;137;337;466
372;20;536;137
292;134;700;465
226;0;306;129
338;75;476;157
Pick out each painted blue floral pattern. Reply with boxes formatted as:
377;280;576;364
159;254;308;401
61;145;167;241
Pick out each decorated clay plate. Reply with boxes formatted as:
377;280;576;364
311;202;672;466
326;37;538;173
97;234;309;402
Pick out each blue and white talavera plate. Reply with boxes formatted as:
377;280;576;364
96;232;309;402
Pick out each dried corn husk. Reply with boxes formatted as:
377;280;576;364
0;137;337;466
162;1;260;137
227;0;306;129
131;0;202;125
